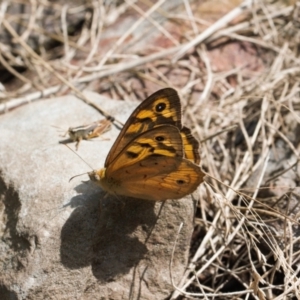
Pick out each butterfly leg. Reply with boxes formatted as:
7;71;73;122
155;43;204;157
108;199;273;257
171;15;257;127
112;194;126;209
145;201;165;244
98;192;109;212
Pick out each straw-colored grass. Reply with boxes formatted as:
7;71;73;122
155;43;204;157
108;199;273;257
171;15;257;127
1;0;299;299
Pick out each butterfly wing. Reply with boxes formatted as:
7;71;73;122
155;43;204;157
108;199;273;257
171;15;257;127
89;88;204;201
107;124;184;173
105;88;181;167
104;156;204;201
180;126;200;164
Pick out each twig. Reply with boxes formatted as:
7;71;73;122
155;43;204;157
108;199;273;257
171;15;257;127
2;19;123;126
173;0;254;61
0;86;60;114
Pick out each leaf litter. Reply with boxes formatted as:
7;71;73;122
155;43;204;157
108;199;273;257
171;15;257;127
0;0;299;299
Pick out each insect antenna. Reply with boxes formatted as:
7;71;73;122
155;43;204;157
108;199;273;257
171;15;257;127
69;172;89;182
51;124;67;137
63;144;94;182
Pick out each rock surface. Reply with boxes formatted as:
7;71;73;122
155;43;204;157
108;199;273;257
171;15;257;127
0;91;195;299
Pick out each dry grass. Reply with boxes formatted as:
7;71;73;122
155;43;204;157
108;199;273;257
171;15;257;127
1;0;300;299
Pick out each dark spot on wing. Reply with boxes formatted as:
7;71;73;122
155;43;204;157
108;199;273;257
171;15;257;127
126;151;139;159
155;136;164;141
140;143;152;148
140;143;155;153
177;179;185;185
156;102;166;112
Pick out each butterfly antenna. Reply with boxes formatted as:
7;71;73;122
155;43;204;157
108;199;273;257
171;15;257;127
69;172;89;182
63;144;94;171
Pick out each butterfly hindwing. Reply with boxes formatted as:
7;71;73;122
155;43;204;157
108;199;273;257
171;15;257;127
104;156;203;201
180;127;200;164
105;88;181;166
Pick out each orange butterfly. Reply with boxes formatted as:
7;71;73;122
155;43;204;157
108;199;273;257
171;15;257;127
89;88;204;201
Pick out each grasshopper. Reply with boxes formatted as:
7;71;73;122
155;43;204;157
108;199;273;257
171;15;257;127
59;119;112;150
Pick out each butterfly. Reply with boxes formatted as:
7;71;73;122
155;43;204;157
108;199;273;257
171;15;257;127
88;88;204;201
59;119;112;150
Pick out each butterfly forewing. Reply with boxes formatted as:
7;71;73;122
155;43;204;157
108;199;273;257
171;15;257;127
105;88;182;167
106;125;184;174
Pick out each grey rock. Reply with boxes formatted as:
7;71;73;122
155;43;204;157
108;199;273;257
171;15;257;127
0;91;194;300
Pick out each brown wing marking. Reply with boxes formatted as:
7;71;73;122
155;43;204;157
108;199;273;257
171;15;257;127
106;125;184;173
180;127;200;164
105;88;182;166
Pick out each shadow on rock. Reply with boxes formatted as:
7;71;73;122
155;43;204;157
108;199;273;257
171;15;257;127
60;188;99;269
0;285;18;300
60;182;157;282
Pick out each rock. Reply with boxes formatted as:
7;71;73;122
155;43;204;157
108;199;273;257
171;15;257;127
0;91;195;299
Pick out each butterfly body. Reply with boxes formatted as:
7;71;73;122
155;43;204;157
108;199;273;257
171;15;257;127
88;88;204;201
